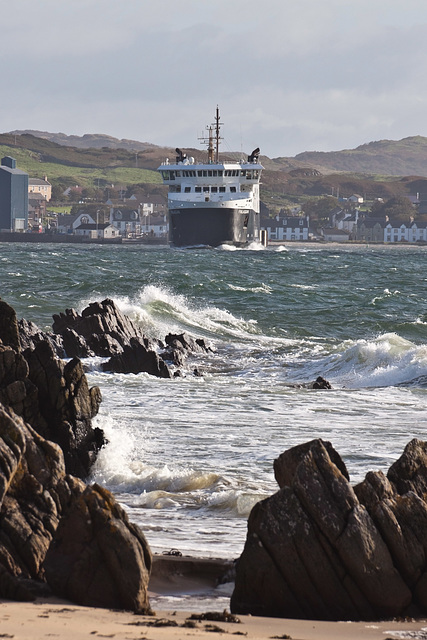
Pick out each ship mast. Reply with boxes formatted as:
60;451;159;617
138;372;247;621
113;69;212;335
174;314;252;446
200;106;223;163
214;106;222;163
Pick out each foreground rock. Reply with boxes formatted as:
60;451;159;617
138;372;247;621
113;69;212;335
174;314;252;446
231;438;427;621
0;299;152;610
0;403;152;611
0;300;104;478
44;483;152;611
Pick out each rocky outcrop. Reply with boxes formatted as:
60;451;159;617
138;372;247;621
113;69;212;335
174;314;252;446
0;299;152;610
103;337;172;378
161;332;213;367
52;298;212;377
52;298;158;358
0;299;104;479
0;403;152;611
44;483;152;612
18;317;64;358
231;438;427;621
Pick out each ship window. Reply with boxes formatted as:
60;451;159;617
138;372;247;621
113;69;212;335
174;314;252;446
208;170;213;177
203;171;208;177
161;171;170;179
219;186;226;193
169;171;175;180
185;186;191;193
211;186;218;193
212;170;218;177
203;186;209;192
195;186;202;193
225;170;231;176
241;170;246;177
176;171;182;177
198;170;203;177
245;171;252;179
233;170;239;177
218;170;223;177
230;186;236;192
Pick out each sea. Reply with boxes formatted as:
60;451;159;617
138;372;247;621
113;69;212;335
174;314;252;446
2;241;427;610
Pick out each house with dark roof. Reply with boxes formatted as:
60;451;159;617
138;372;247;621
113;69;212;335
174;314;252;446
74;222;119;239
356;217;385;242
109;208;141;236
56;212;96;234
261;215;310;241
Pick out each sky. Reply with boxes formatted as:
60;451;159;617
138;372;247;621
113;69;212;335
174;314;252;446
3;0;427;158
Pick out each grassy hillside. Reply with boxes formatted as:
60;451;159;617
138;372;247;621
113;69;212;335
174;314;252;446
0;135;162;189
6;129;427;177
292;136;427;177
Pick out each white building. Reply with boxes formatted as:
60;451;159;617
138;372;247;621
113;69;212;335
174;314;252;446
74;223;119;239
262;215;309;241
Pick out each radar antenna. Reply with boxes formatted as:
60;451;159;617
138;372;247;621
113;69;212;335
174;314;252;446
199;106;223;163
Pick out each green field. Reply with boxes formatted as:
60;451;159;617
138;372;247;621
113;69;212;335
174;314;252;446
0;144;161;188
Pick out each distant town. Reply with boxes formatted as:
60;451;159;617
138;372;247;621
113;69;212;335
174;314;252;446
1;153;427;244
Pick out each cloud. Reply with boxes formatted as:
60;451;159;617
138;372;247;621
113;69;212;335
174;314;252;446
2;0;427;157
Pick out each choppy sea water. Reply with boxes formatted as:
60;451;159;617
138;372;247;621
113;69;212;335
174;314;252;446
2;241;427;610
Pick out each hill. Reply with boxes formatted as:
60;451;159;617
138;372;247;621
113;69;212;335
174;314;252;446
8;130;161;153
0;133;164;190
2;131;427;206
8;130;427;177
291;136;427;177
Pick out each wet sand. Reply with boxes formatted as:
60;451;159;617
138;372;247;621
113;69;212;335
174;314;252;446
1;556;426;640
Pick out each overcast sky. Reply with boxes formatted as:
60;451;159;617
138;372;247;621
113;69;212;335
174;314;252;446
2;0;427;158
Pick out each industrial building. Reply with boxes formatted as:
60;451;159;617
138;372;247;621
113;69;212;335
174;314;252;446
0;156;28;232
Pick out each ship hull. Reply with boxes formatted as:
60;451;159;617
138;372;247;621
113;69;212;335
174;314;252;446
169;207;259;247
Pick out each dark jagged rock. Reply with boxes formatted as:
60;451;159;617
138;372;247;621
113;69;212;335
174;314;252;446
44;483;152;612
0;300;151;611
18;317;65;358
273;438;349;489
231;439;424;621
0;302;104;479
387;438;427;498
310;376;332;389
24;342;103;478
52;298;156;357
0;404;71;586
0;403;152;611
103;337;172;378
51;300;211;377
161;332;212;368
52;298;175;377
0;299;20;353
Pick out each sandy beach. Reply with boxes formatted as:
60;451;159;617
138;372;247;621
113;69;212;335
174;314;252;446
1;556;426;640
1;596;427;640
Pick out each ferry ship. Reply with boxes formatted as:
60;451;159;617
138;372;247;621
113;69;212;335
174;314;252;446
157;108;263;247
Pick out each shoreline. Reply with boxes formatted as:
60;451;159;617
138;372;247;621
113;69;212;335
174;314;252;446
3;556;427;638
1;596;427;640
